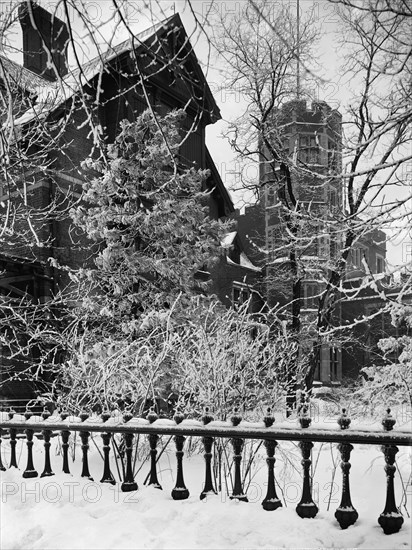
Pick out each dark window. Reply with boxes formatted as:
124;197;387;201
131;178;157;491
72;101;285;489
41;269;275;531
330;347;339;381
299;135;319;165
376;256;385;273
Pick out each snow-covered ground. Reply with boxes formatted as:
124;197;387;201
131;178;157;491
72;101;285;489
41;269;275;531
1;411;411;549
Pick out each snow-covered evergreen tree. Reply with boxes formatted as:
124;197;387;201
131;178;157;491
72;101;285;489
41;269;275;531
73;109;225;316
56;110;232;411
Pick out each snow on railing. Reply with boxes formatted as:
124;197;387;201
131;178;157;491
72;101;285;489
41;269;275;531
0;406;411;534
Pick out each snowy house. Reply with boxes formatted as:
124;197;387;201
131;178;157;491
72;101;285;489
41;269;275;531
0;3;258;405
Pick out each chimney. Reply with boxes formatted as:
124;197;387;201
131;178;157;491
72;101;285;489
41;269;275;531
18;1;69;81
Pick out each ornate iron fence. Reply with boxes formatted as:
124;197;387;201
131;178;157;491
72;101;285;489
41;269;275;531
0;406;411;535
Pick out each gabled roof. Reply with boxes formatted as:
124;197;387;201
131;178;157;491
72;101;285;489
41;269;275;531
71;14;178;84
2;13;220;127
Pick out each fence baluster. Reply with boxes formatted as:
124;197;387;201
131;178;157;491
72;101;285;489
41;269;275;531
200;408;216;500
230;408;248;502
21;411;36;478
296;407;318;518
335;409;358;529
40;429;54;477
23;428;38;478
261;407;281;511
171;411;189;500
79;411;93;479
60;412;70;474
230;437;248;501
262;408;281;511
146;408;162;489
0;428;6;471
8;410;18;468
147;434;162;489
296;441;318;518
38;409;53;478
262;439;282;510
200;436;216;500
80;431;93;480
61;430;71;474
172;435;190;500
100;433;116;484
9;427;18;468
378;409;404;535
335;443;358;528
121;432;138;492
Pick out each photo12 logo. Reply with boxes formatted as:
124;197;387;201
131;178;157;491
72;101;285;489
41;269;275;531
201;1;340;25
202;2;243;19
1;481;139;504
40;1;141;26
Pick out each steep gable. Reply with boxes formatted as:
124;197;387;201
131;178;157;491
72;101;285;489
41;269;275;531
3;14;220;130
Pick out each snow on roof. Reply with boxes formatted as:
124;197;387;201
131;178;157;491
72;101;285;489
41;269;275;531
5;14;188;128
221;231;237;248
271;256;289;263
227;253;261;272
68;15;176;87
239;252;261;272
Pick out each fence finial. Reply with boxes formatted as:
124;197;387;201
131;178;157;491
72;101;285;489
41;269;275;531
337;408;351;430
231;407;242;426
298;406;311;429
382;408;396;431
174;409;184;425
147;407;158;424
79;410;89;422
263;407;275;428
202;407;213;425
123;411;133;423
101;411;111;423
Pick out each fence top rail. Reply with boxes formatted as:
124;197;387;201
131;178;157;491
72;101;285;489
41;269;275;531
1;412;411;447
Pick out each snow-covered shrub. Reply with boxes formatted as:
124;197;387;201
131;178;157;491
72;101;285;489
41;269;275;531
52;297;299;417
169;300;302;419
360;303;412;411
